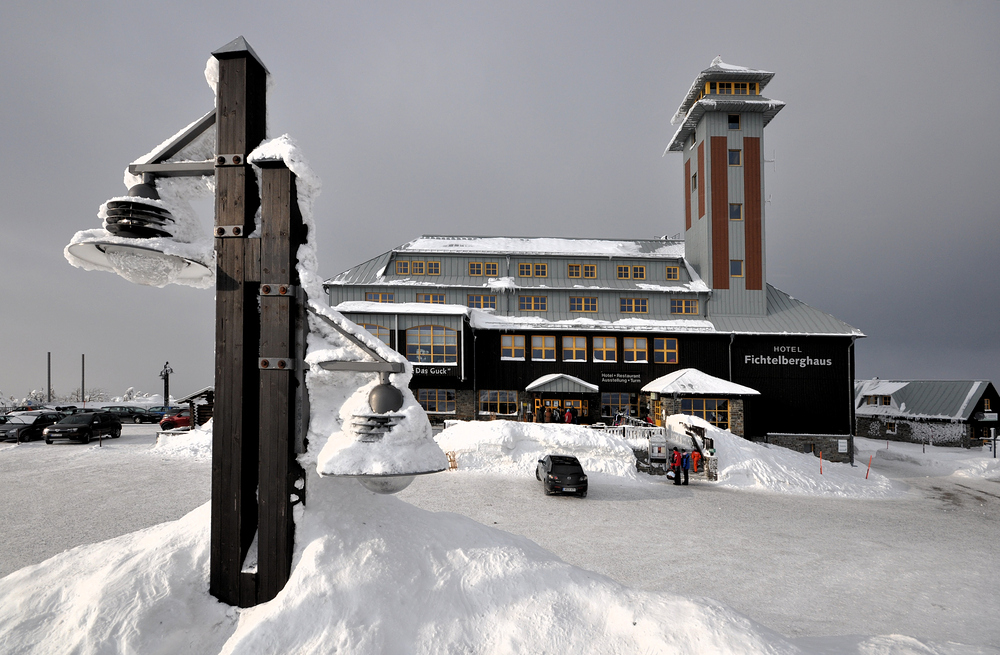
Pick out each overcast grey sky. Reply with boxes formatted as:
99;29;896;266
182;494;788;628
1;1;997;402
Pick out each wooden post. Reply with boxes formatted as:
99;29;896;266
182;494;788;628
210;37;267;608
256;161;306;602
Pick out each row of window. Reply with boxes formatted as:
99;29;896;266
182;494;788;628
704;81;759;96
394;261;441;276
502;335;678;364
363;322;686;366
415;389;729;428
364;292;700;314
395;259;682;281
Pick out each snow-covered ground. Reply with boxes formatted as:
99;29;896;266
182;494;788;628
1;418;998;653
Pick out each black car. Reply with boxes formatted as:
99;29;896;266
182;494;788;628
102;405;156;424
0;411;64;442
535;454;588;498
44;412;121;444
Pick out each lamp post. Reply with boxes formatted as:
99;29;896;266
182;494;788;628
67;36;444;609
159;362;173;408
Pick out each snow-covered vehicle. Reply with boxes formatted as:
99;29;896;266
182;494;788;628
43;412;121;444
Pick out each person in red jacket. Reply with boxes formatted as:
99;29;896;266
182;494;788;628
670;447;682;485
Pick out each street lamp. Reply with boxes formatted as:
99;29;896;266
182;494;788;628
64;36;445;607
159;362;173;409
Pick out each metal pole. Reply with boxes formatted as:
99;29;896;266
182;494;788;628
81;354;85;407
47;352;51;403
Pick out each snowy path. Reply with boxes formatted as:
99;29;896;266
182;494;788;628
0;424;211;579
400;465;1000;647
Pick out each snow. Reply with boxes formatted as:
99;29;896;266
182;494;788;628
524;373;599;393
434;420;637;478
151;420;213;461
854;437;1000;481
642;368;760;396
2;419;999;652
400;236;685;258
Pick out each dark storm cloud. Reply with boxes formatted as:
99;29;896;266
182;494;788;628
1;1;997;401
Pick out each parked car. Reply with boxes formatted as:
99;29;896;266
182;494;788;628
44;412;121;444
143;406;174;421
0;411;64;442
159;409;191;431
102;405;156;424
535;454;588;498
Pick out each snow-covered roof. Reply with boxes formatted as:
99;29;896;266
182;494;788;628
642;368;760;396
670;57;777;127
397;235;685;258
854;379;995;422
467;312;717;333
664;57;784;152
525;374;600;394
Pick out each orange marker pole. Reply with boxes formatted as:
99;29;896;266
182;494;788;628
866;454;872;479
819;450;823;475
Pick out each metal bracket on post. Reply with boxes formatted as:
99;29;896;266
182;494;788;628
260;284;295;296
308;307;405;375
259;358;294;370
215;226;248;238
216;154;247;166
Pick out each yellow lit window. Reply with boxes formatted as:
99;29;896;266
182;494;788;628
467;294;496;309
569;296;597;312
469;262;483;276
670;299;699;314
632;266;645;280
360;323;391;345
395;261;409;275
568;264;581;278
986;398;992;411
416;293;445;304
365;292;394;303
601;392;634;418
623;337;647;362
518;263;532;277
484;262;498;276
654;338;678;364
405;325;457;363
681;398;729;430
531;335;556;361
583;264;597;278
411;261;425;275
479;390;518;415
533;263;547;277
617;265;630;279
593;336;617;362
562;336;586;361
519;296;547;311
501;334;525;359
666;266;680;281
417;389;455;413
426;261;440;275
620;298;648;313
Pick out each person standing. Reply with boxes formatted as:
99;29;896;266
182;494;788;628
680;450;691;485
564;407;572;424
670;447;682;485
543;407;552;423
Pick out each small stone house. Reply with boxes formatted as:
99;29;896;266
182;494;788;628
854;379;998;448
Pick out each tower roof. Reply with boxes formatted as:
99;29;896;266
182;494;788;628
664;57;784;152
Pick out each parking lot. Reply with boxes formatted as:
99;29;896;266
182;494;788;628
0;424;211;578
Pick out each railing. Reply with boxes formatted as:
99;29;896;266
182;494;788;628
594;424;664;450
